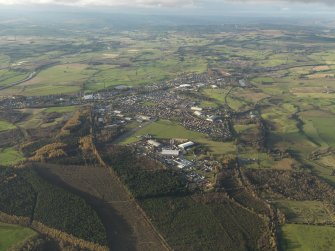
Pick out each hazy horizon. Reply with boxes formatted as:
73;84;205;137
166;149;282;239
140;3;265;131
0;0;334;19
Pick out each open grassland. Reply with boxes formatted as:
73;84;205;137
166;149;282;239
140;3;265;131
226;95;248;111
280;224;335;251
201;88;229;104
2;64;94;96
0;54;10;68
262;103;298;134
122;120;236;156
0;70;29;88
274;200;335;225
251;77;274;85
0;147;25;166
17;107;74;129
308;51;335;64
17;109;45;129
300;110;335;147
0;223;37;251
0;120;16;132
239;151;275;169
85;57;207;92
44;106;79;114
201;88;255;111
199;101;219;108
234;88;270;104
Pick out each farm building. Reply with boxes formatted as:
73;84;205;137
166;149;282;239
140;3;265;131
178;141;195;150
137;115;151;121
191;106;203;111
161;149;180;156
194;111;202;117
178;84;192;88
206;115;219;122
174;159;193;169
147;140;161;147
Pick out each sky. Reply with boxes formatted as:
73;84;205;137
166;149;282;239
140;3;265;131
0;0;333;7
0;0;334;17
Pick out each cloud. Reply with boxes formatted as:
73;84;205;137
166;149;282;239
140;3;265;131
227;0;334;5
0;0;196;7
0;0;333;8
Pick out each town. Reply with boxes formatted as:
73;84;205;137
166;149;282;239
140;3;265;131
0;70;260;189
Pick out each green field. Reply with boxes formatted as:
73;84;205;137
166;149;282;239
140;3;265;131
0;121;16;132
85;57;207;92
274;200;335;225
44;106;79;114
280;224;335;251
300;110;335;147
16;108;67;129
122;120;236;156
0;223;36;251
202;88;229;104
2;64;94;96
0;147;25;166
0;70;29;88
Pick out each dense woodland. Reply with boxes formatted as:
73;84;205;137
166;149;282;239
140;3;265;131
0;167;107;246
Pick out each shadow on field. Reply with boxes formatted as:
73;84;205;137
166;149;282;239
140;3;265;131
34;166;137;251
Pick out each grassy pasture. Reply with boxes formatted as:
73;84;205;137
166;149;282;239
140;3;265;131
234;124;257;134
201;88;229;104
199;101;219;108
0;54;10;68
257;53;294;67
44;106;79;114
0;120;16;132
308;51;335;64
300;110;335;147
280;224;335;251
238;151;275;169
122;120;236;156
0;70;29;88
262;103;298;134
85;56;207;92
251;77;274;85
3;64;94;96
0;223;36;251
235;89;270;104
274;200;335;225
0;147;25;166
17;109;44;129
17;108;69;129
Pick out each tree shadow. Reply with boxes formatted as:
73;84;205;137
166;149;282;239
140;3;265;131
35;166;138;251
